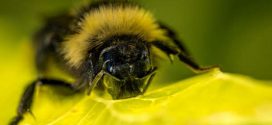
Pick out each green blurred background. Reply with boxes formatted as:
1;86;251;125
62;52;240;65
0;0;272;124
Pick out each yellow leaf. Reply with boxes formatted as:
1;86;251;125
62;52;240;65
19;69;272;125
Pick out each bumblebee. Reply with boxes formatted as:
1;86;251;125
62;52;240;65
10;0;216;124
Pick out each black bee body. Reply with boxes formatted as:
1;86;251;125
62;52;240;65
10;0;216;124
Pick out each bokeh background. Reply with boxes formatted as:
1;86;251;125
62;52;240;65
0;0;272;124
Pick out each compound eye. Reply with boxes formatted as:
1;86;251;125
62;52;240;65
104;61;123;78
105;61;114;74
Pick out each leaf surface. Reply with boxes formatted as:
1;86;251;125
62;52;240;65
20;69;272;125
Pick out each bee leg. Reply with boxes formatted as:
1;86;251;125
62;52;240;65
87;70;105;95
176;51;219;73
142;71;156;94
152;41;218;73
156;23;219;73
9;79;78;125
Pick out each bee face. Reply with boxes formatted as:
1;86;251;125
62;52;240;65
100;40;153;80
95;39;156;99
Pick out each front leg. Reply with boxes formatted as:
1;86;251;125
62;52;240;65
9;79;79;125
151;41;218;73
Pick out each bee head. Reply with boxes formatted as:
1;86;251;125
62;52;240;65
100;39;153;79
97;37;156;99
